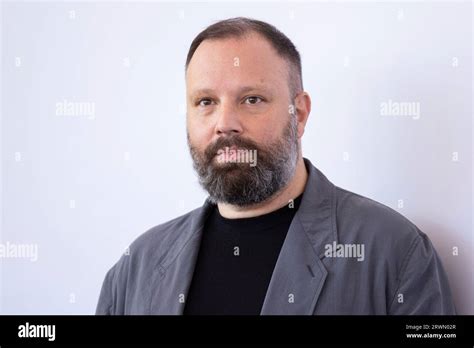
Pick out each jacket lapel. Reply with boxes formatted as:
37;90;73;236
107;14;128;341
260;159;338;315
151;158;338;315
259;216;328;315
149;200;214;314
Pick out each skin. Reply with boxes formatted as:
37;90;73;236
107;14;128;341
186;32;312;219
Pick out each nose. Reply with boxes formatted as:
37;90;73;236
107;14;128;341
215;102;243;136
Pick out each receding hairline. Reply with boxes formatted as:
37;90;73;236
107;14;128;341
186;32;294;84
184;18;303;99
186;31;280;67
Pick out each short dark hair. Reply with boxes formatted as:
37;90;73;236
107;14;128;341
185;17;303;99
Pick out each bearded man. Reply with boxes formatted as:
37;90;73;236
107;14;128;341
96;17;455;315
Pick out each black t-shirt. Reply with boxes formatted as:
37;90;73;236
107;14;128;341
183;194;303;315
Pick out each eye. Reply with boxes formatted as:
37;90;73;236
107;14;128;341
197;98;214;107
244;96;264;105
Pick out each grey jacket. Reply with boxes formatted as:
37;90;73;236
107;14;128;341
96;158;456;315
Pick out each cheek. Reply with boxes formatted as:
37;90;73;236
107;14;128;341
187;118;213;149
255;106;288;140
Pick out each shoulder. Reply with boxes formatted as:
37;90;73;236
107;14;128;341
96;206;205;314
131;207;201;257
106;206;204;288
333;186;424;253
118;206;203;271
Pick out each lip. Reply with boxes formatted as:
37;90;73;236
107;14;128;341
216;145;239;155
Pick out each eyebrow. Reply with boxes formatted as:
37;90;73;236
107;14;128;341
190;85;272;98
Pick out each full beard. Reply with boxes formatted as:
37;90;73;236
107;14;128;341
188;116;299;207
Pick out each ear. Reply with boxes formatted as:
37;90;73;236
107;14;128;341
293;91;311;138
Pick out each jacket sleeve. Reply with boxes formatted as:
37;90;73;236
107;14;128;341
95;264;117;315
388;231;456;315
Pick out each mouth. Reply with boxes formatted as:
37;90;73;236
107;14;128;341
215;145;240;156
214;145;246;166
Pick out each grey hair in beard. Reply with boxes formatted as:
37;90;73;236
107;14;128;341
187;115;299;206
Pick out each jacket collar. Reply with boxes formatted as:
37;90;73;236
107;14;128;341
296;157;338;258
260;158;337;314
155;157;338;315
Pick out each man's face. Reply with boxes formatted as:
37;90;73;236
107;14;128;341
186;32;299;206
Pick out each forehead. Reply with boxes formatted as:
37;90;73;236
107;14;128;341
186;32;289;94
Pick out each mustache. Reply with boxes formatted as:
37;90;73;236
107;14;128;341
203;136;261;163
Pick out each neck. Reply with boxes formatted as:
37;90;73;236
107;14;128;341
217;157;308;219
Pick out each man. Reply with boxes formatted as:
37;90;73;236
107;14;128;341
96;17;456;315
